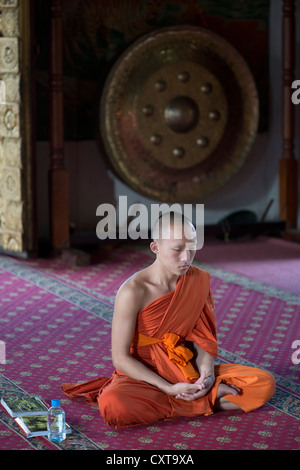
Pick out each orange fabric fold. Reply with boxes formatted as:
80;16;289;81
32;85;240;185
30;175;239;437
61;377;110;405
136;332;199;380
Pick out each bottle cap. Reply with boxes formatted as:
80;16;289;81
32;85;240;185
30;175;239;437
51;399;60;407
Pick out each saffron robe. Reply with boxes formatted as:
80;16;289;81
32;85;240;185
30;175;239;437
61;266;275;428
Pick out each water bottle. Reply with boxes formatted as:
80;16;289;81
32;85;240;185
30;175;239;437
47;399;66;442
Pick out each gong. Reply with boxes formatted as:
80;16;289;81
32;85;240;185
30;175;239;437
100;26;259;202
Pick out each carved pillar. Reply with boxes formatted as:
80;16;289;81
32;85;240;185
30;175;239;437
0;0;36;255
49;0;69;250
280;0;298;229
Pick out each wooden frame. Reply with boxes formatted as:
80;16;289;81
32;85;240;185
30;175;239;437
20;0;38;254
49;0;70;251
280;0;298;230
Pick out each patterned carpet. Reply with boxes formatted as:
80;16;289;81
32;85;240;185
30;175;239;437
0;242;299;450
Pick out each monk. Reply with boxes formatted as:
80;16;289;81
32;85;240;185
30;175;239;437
61;212;275;428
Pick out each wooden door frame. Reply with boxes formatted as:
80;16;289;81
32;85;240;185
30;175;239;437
280;0;298;231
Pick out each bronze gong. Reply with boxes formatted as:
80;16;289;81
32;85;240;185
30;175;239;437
100;26;259;202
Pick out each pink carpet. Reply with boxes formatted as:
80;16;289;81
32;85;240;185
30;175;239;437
196;235;300;295
0;238;299;451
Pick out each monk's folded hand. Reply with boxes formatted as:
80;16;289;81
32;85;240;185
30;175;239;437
193;374;215;397
172;371;215;401
167;382;205;399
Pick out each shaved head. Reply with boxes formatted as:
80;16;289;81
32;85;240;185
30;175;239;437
150;211;197;274
152;211;196;246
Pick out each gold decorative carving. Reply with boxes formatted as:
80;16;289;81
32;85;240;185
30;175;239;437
0;196;5;232
0;137;3;168
0;1;34;253
1;74;20;102
2;167;21;201
2;232;22;252
0;0;26;254
0;37;19;72
5;200;22;231
3;137;21;167
0;102;19;137
0;0;18;8
1;8;19;37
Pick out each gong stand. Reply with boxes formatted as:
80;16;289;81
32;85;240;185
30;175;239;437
280;0;298;232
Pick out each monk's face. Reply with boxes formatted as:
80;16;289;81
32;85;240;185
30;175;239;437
152;222;197;276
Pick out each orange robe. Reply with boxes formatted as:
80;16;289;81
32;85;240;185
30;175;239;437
61;266;275;428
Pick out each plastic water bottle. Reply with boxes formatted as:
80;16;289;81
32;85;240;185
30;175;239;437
47;399;66;442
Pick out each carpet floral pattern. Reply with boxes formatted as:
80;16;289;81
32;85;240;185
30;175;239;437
0;245;299;450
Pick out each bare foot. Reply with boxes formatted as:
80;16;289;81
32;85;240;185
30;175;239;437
214;383;241;411
217;383;240;399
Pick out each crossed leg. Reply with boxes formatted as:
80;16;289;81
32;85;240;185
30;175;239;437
98;364;275;428
212;363;275;412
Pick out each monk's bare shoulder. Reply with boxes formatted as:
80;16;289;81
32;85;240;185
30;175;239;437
114;267;151;314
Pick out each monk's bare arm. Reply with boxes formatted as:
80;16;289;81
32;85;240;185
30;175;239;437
174;344;215;401
193;343;215;380
111;283;169;391
111;283;204;397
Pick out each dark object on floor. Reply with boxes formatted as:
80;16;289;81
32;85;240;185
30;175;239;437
218;210;258;241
